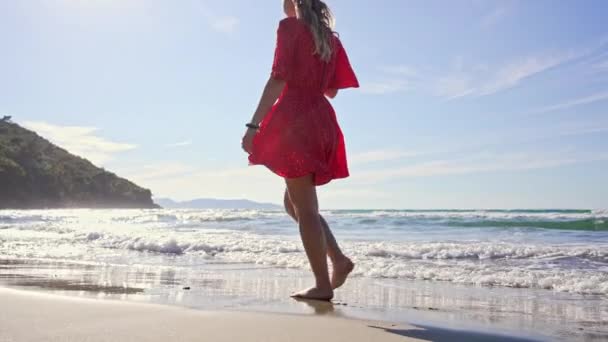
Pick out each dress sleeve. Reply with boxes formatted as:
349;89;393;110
329;39;359;90
270;19;295;81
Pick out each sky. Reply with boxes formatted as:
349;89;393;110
1;0;607;209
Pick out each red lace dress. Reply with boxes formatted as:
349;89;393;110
249;17;359;186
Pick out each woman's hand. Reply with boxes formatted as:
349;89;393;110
241;128;257;154
325;88;338;99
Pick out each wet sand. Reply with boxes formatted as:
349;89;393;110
0;287;540;342
0;258;563;341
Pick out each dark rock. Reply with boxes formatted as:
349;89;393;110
0;121;159;209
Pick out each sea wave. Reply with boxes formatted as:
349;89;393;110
2;208;607;231
354;261;608;295
5;227;606;294
442;218;608;231
363;242;608;262
81;236;608;295
1;208;608;295
327;209;608;231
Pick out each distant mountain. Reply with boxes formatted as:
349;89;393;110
155;198;281;210
0;120;159;209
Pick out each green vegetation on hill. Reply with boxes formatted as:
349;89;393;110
0;120;158;209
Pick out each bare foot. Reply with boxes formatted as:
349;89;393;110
291;287;334;301
331;257;354;289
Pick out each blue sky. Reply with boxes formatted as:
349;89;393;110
1;0;607;209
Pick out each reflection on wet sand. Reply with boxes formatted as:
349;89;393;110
13;279;143;294
1;258;606;341
292;297;337;316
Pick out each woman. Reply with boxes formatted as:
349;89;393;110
241;0;359;301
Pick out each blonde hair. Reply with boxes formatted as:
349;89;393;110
295;0;335;62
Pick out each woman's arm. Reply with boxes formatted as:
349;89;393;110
242;76;286;154
325;88;338;99
248;77;286;125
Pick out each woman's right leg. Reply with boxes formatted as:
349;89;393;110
284;189;354;289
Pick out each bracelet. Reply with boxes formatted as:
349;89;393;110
246;123;260;130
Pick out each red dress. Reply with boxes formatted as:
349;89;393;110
249;17;359;186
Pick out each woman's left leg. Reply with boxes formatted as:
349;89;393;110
284;189;354;289
286;174;333;301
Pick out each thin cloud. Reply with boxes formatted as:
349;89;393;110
494;118;608;147
526;90;608;115
194;1;239;33
362;65;422;95
122;164;282;202
434;73;476;99
21;121;136;165
372;38;605;99
378;65;421;78
122;163;197;181
360;80;409;95
480;7;509;28
595;59;608;70
436;54;576;99
318;188;390;201
352;151;608;184
371;55;572;99
209;16;239;33
550;119;608;138
350;149;421;165
166;140;193;148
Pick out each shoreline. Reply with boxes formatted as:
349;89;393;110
0;286;542;342
0;256;573;341
3;205;606;342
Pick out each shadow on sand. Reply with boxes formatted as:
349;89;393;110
370;324;542;342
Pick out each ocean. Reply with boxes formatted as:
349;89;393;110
1;209;607;341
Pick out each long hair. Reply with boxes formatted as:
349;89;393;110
295;0;335;62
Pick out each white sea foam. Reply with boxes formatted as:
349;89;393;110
1;209;607;295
